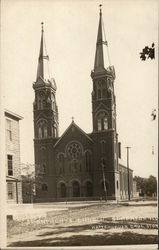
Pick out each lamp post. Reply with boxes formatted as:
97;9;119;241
125;147;131;201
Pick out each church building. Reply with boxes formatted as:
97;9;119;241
33;8;134;202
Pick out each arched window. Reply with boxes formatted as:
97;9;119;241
42;163;46;174
37;120;48;139
54;127;57;137
44;126;47;138
104;117;108;130
42;183;48;191
38;100;42;109
38;127;42;139
71;159;79;173
98;119;102;131
37;91;45;110
85;151;92;172
59;154;65;174
117;180;119;189
97;81;107;99
97;111;108;131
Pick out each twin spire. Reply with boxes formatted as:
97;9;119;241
36;6;110;82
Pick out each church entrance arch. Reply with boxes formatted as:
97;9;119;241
72;181;80;197
60;183;66;198
86;181;93;197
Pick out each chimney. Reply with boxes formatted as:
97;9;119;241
118;142;121;159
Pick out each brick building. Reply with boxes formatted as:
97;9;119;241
33;9;134;202
5;110;23;203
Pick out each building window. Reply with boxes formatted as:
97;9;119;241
67;142;82;159
37;120;48;139
37;91;45;110
117;180;119;189
44;126;47;138
8;155;13;176
97;111;108;131
6;119;12;141
71;159;79;173
38;127;42;139
7;183;14;199
42;163;46;174
42;183;48;191
104;117;108;130
98;119;102;131
59;154;65;174
85;151;92;172
97;81;107;99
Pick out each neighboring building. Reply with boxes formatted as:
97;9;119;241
119;161;133;200
5;110;23;203
33;9;134;202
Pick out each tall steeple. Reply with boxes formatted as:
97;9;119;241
36;22;51;84
33;22;59;140
94;5;105;72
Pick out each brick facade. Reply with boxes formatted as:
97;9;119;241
33;11;134;202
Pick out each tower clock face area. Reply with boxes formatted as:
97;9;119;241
66;142;82;159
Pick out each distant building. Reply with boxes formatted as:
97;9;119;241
5;110;23;203
119;161;133;200
33;9;134;202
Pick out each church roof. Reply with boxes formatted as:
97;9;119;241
54;120;93;148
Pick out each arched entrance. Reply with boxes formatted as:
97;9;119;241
86;181;93;197
72;181;80;197
60;183;66;198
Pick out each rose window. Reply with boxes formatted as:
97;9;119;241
67;142;81;158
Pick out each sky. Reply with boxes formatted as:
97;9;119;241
1;0;158;178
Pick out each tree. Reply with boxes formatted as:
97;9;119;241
134;175;157;197
21;163;44;203
140;43;155;61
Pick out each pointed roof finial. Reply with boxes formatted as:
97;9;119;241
41;22;44;32
72;116;74;123
99;4;102;15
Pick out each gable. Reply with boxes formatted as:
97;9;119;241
54;122;93;151
94;102;108;114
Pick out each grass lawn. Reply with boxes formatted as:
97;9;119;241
7;201;158;247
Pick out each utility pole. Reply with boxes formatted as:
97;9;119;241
101;160;107;202
125;147;131;201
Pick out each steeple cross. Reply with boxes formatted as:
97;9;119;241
99;4;102;14
71;116;74;122
41;22;44;32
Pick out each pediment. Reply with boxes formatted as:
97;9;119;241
54;122;92;148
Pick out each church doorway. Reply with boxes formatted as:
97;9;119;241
60;183;66;198
72;181;80;197
86;181;93;197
